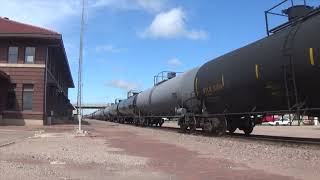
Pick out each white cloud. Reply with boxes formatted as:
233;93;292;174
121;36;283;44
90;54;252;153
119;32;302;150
141;8;207;40
186;30;208;40
92;0;168;12
0;0;168;30
136;0;168;12
92;0;131;8
0;0;80;30
106;80;139;91
168;58;182;66
95;44;123;53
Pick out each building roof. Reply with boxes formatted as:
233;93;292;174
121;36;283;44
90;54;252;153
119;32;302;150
0;17;60;38
0;17;74;88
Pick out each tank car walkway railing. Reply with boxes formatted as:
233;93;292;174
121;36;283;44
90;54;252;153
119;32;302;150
264;0;320;35
73;103;111;109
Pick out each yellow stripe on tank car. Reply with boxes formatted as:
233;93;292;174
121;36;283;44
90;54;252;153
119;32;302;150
195;78;199;96
255;64;259;80
309;48;315;66
221;74;225;87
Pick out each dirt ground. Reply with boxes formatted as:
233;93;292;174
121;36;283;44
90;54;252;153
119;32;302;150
0;120;319;180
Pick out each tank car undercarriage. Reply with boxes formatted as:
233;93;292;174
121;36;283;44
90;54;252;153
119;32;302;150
177;114;256;136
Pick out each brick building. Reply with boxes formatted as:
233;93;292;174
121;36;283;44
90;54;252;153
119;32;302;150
0;17;74;125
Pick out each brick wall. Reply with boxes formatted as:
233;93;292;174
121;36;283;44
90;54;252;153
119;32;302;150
0;38;74;125
0;41;46;122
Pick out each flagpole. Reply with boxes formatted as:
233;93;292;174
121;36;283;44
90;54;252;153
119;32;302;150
77;0;85;132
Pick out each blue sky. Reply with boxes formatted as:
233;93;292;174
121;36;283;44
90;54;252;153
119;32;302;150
1;0;318;106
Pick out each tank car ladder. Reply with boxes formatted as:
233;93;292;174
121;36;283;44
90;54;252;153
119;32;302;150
283;63;300;105
282;23;304;125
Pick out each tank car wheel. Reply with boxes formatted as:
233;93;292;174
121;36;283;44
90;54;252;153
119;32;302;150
227;119;237;133
227;124;237;133
179;124;188;133
119;118;124;124
243;119;254;136
147;120;152;127
134;118;139;126
159;120;164;127
141;118;149;127
189;124;196;133
140;119;145;127
216;118;227;136
145;118;150;126
228;127;237;134
203;120;213;134
243;128;253;136
204;117;226;136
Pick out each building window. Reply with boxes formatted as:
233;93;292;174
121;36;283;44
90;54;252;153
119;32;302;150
23;84;34;111
8;47;18;63
6;84;16;110
25;47;35;64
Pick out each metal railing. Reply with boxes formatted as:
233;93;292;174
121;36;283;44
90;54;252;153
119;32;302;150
153;71;183;86
265;0;308;36
73;103;111;109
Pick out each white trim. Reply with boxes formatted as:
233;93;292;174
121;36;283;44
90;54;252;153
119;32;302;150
0;63;45;68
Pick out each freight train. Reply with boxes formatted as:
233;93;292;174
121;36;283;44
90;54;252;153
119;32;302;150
89;2;320;135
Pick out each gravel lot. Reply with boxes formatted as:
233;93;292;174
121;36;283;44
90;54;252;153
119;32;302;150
0;125;163;180
137;121;320;180
0;120;319;180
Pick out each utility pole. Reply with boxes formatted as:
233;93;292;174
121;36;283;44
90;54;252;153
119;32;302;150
77;0;85;133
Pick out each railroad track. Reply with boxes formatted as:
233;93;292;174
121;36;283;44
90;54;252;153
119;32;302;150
228;133;320;146
91;119;320;146
126;124;320;146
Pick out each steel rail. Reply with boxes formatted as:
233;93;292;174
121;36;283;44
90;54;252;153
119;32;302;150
114;123;320;146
